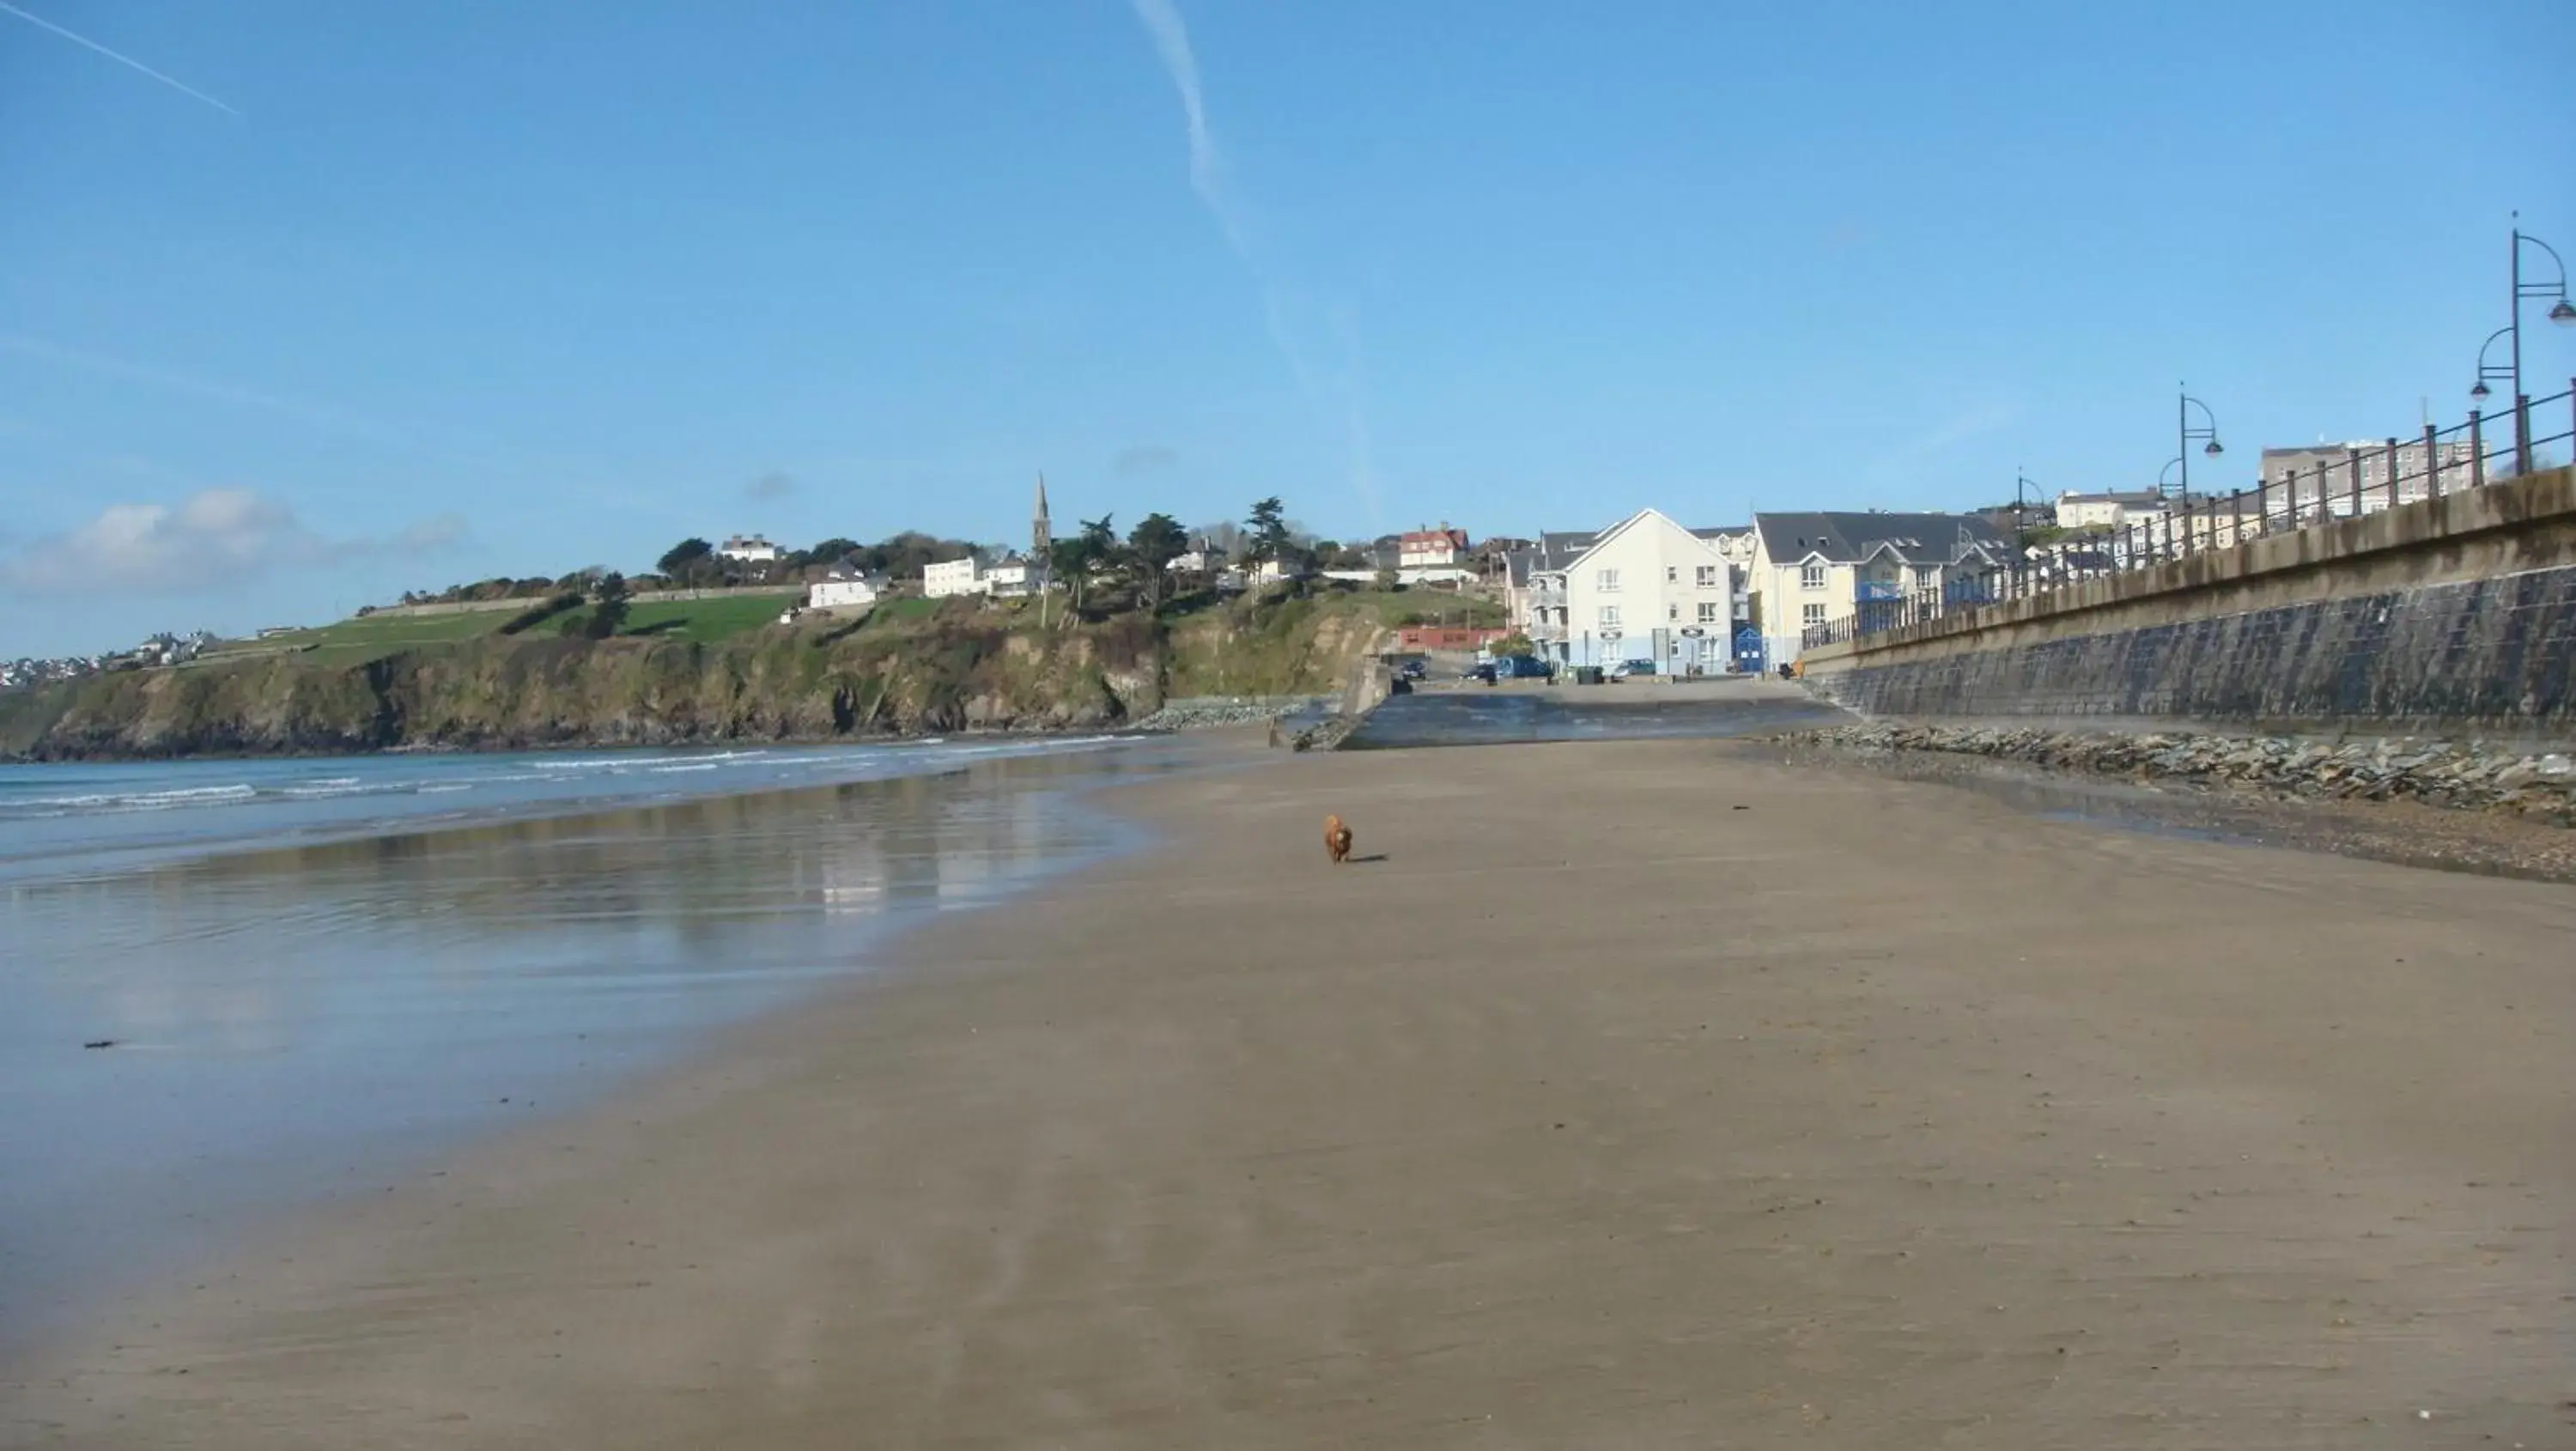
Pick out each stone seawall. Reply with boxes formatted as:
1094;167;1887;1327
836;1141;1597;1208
1804;562;2576;744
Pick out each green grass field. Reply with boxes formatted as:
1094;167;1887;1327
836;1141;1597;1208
536;592;799;644
601;592;794;642
197;608;521;666
863;596;944;626
197;590;802;665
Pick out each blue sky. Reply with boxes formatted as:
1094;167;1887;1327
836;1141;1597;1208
3;0;2571;655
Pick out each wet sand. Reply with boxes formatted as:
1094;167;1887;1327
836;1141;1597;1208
7;738;2574;1448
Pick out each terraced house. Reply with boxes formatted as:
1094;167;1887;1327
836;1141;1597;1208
1747;512;2012;667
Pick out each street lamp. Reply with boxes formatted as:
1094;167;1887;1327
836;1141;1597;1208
2481;215;2576;476
2471;325;2513;403
2012;471;2047;593
2157;456;2184;492
2176;387;2223;502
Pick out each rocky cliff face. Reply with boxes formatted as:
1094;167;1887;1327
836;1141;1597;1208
0;594;1391;761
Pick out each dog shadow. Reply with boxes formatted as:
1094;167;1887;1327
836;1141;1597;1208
1346;853;1390;865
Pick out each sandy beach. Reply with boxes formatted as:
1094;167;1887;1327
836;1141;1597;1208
6;736;2573;1448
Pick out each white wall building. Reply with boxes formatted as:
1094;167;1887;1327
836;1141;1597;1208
2258;440;2481;511
719;534;779;563
984;556;1034;597
808;573;883;610
1510;509;1736;672
2053;490;2166;531
923;557;985;598
1397;526;1470;569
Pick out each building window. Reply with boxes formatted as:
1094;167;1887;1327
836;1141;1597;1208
1596;568;1620;592
1911;566;1935;589
1697;565;1718;587
1800;564;1826;590
1665;566;1678;583
1697;602;1719;624
1668;604;1680;621
1801;604;1826;626
1597;605;1621;628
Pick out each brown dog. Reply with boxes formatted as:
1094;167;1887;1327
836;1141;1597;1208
1324;814;1354;865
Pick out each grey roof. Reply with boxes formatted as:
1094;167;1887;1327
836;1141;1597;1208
1504;528;1606;586
1753;511;2008;566
2057;489;2165;507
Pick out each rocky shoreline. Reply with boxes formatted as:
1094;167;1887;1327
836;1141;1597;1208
1126;695;1334;733
1777;722;2576;829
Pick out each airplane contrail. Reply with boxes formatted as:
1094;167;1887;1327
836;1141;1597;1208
0;1;240;117
1126;0;1382;523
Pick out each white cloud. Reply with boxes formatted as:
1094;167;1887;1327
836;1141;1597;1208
0;489;465;596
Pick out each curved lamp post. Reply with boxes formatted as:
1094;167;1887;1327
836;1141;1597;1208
2475;217;2576;476
2176;388;2223;503
2471;325;2515;404
2012;471;2043;592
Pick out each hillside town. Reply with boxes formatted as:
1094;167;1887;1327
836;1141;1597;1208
5;449;2512;696
3;631;217;692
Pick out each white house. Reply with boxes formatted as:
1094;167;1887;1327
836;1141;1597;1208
1510;509;1736;673
2053;490;2166;531
1250;556;1315;586
1397;526;1470;569
808;571;884;611
984;555;1035;597
1747;512;2010;666
923;556;985;598
719;534;779;563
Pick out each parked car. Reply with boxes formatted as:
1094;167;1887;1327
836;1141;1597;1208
1465;662;1498;683
1395;658;1428;681
1495;654;1556;680
1609;659;1658;681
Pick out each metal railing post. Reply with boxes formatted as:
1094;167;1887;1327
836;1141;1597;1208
2289;465;2303;527
2345;445;2362;519
2424;422;2442;499
2469;410;2485;490
2515;394;2533;478
2385;437;2400;513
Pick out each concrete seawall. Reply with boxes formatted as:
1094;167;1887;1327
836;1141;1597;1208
1799;467;2576;744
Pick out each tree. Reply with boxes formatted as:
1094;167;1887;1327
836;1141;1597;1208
1127;513;1189;606
658;537;714;580
808;537;861;566
1245;496;1292;563
1047;537;1097;616
1489;632;1534;658
584;571;630;639
1079;513;1120;561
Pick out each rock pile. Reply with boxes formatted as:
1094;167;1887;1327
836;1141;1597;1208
1127;696;1330;732
1781;723;2576;826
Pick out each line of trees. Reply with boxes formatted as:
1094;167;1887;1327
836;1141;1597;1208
394;498;1366;623
653;531;987;588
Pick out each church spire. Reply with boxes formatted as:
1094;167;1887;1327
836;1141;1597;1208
1032;473;1052;558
